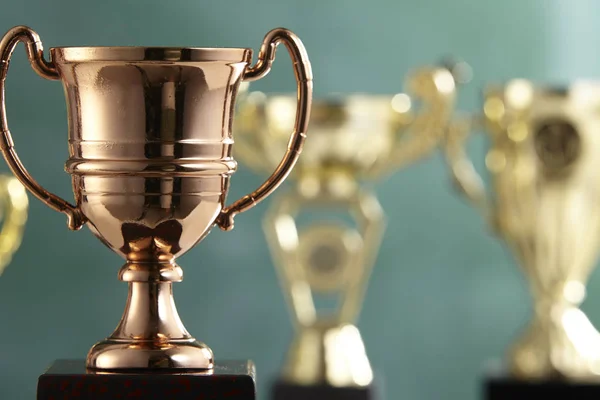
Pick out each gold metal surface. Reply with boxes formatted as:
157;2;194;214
237;63;460;387
446;80;600;380
236;65;458;184
0;25;312;370
264;186;384;387
0;176;27;276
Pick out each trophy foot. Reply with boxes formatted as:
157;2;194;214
87;262;215;371
283;321;373;387
87;338;215;370
510;306;600;380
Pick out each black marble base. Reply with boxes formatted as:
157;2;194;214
37;359;256;400
272;379;379;400
485;368;600;399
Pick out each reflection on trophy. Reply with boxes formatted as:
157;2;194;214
0;25;312;399
446;79;600;389
0;176;27;276
236;62;461;398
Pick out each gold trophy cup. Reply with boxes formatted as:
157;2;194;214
0;176;27;276
446;79;600;380
235;62;462;394
0;25;312;371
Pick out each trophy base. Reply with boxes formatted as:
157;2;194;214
272;379;380;400
485;367;600;399
37;359;256;400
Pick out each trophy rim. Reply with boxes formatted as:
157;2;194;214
246;91;403;101
241;91;412;115
50;46;253;63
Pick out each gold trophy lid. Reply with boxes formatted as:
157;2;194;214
50;46;252;63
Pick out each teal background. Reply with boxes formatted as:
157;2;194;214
0;0;599;399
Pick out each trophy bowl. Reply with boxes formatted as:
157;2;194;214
0;25;312;371
446;79;600;380
236;65;460;187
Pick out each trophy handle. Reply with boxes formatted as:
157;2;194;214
217;28;313;231
444;115;491;217
367;65;458;177
0;26;85;231
0;176;28;275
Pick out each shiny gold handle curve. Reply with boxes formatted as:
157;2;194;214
217;28;313;231
367;66;458;178
0;176;28;275
444;116;491;218
0;26;85;231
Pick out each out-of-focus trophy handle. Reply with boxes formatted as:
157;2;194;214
367;66;458;178
0;26;85;231
217;28;313;231
444;115;493;220
0;176;27;275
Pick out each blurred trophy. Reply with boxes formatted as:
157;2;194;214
0;25;312;400
236;61;462;399
446;79;600;397
0;176;27;276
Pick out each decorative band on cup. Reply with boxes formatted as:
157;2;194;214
65;159;237;176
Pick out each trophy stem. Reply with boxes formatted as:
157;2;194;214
86;262;214;371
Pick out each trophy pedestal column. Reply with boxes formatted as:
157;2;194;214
37;359;257;400
87;262;214;370
484;365;600;399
